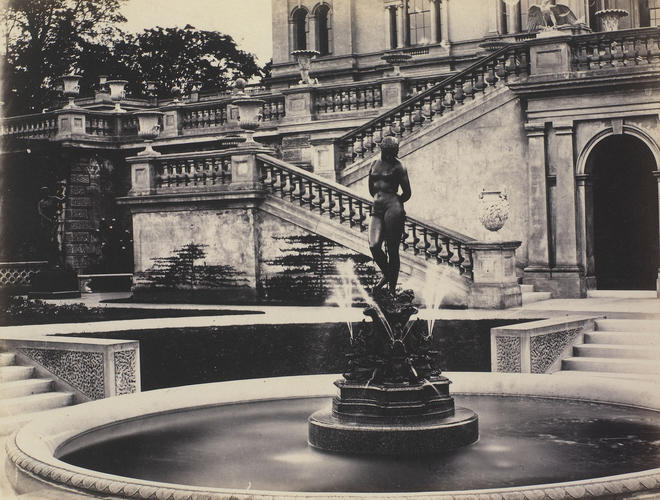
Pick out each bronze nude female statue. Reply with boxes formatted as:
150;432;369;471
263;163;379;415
368;136;411;295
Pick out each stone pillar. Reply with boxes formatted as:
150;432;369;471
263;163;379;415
380;77;407;107
529;35;574;75
311;138;338;180
229;148;264;190
128;156;159;197
487;0;500;35
55;110;86;140
283;86;315;122
161;107;182;138
507;0;521;33
440;0;450;46
548;122;583;297
429;0;440;44
523;123;552;285
397;3;407;48
654;171;660;297
308;15;317;52
384;6;394;49
575;174;589;283
467;241;522;309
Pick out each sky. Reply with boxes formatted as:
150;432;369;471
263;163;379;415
120;0;273;64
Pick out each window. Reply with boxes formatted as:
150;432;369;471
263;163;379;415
292;8;308;51
407;0;432;45
650;0;660;26
316;4;332;56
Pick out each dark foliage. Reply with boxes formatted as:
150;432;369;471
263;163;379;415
262;234;378;304
0;295;261;326
137;243;249;291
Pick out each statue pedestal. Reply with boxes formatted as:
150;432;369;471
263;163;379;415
308;290;479;455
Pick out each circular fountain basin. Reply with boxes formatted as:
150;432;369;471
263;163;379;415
7;373;660;499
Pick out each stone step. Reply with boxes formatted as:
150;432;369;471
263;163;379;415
0;392;74;417
561;356;660;375
587;290;657;299
574;344;660;360
0;366;33;383
584;331;660;346
554;370;660;382
595;319;660;333
520;284;535;293
0;353;15;367
522;291;552;305
0;379;53;399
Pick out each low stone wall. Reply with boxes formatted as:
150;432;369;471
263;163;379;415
0;261;48;291
1;337;140;401
490;315;600;373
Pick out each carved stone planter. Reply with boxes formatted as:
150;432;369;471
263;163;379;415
479;188;510;233
594;9;628;32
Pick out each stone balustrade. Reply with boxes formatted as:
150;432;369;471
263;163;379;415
337;44;531;166
313;83;383;115
570;27;660;71
1;114;59;139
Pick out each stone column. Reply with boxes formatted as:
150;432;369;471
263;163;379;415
440;0;450;46
574;174;589;283
397;3;407;48
308;15;317;52
523;123;551;284
429;0;440;44
549;122;583;297
507;0;521;33
654;171;660;296
384;6;392;49
487;0;500;35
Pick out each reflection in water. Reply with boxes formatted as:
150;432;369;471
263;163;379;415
61;396;660;493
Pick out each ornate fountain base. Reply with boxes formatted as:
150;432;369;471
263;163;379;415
308;377;478;455
308;289;478;455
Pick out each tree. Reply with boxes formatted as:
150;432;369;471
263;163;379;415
2;0;126;114
106;25;264;97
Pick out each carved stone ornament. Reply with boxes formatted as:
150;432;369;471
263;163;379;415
479;188;510;232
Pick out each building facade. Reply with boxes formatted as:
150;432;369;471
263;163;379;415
1;0;659;304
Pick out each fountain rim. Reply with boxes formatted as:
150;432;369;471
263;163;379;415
7;372;660;500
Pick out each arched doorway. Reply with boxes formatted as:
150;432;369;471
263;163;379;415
586;134;659;290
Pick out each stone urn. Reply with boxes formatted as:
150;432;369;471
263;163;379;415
479;188;510;233
232;78;264;145
135;110;163;156
291;49;320;85
106;79;128;112
381;51;413;76
60;74;81;108
594;9;628;32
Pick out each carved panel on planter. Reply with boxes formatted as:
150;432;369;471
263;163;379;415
495;336;521;373
114;350;138;395
530;327;581;374
17;348;105;399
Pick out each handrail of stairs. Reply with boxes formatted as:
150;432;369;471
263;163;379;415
336;42;530;167
257;153;476;279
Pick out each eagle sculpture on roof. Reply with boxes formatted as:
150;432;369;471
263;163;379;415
528;0;579;31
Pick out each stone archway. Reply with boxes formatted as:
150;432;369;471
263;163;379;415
584;134;659;290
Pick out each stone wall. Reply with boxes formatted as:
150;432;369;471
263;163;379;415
347;96;530;273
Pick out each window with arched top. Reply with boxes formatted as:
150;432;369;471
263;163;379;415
292;8;309;51
316;4;333;56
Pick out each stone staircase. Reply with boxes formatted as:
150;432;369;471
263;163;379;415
520;284;552;306
558;319;660;380
0;350;74;435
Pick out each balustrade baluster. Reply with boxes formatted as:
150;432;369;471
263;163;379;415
443;86;455;111
373;124;383;147
404;107;414;134
485;61;498;86
327;189;336;217
611;41;625;67
340;91;349;111
357;201;367;231
347;198;356;225
311;184;323;213
337;193;347;223
394;112;404;138
464;75;475;100
223;158;232;183
460;248;473;279
357;89;366;110
417;227;430;257
438;238;450;263
427;233;440;260
636;38;649;64
449;241;463;268
374;86;382;107
304;180;314;206
366;88;374;109
454;80;465;106
412;100;424;130
400;223;410;250
495;56;507;79
474;70;487;93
